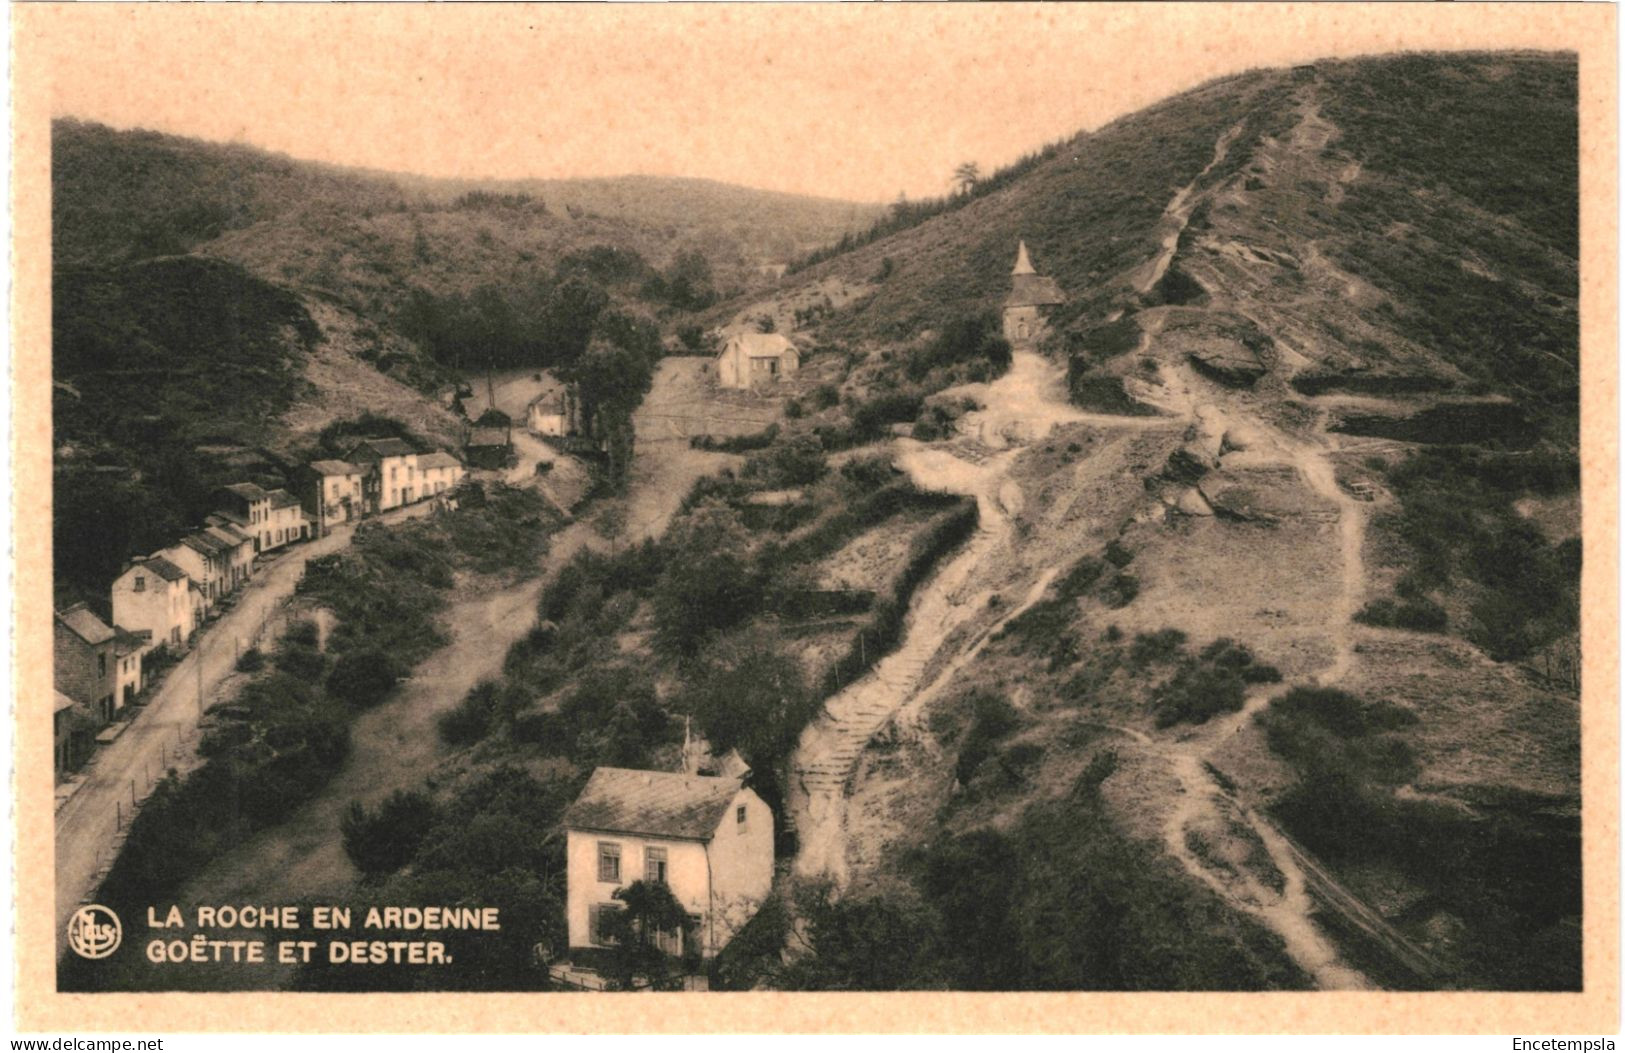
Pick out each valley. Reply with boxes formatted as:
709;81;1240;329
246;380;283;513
53;49;1582;995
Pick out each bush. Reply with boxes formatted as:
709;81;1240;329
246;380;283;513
438;679;505;745
341;789;436;878
1355;596;1449;632
811;384;841;410
741;434;827;489
326;649;405;709
235;647;264;673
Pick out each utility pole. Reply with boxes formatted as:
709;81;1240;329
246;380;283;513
196;638;204;719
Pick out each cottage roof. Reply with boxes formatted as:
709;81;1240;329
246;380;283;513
55;690;78;715
139;556;189;583
113;627;152;655
57;605;115;646
223;482;272;503
267;488;301;509
562;767;745;842
466;428;510;449
206;524;252;548
417;451;463;470
721;332;797;360
309;459;362;477
211;508;251;527
348;438;417;461
181;532;229;558
1006;273;1065;309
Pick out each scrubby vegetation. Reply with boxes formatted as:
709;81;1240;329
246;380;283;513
1377;446;1579;661
1261;685;1579;990
716;754;1309;991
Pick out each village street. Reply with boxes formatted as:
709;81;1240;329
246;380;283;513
74;358;751;987
53;499;438;956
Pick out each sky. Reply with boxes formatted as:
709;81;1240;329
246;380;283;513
19;3;1593;204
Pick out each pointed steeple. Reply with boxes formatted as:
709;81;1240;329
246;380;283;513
1012;240;1036;276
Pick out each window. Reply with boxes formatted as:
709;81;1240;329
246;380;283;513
590;904;623;947
645;846;668;884
597;842;621;883
133;574;145;593
97;654;106;678
736;805;747;827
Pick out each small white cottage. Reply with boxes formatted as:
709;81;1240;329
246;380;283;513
561;767;774;959
715;332;800;390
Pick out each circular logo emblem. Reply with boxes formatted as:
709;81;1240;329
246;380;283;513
67;905;122;959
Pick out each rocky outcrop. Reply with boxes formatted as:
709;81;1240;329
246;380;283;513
1189;342;1267;387
1199;465;1339;524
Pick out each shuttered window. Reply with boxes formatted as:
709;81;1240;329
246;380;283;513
597;842;621;883
645;847;668;885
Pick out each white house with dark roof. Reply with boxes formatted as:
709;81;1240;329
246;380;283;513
347;438;420;514
164;532;230;607
111;554;196;653
416;450;466;498
561;767;773;959
202;522;256;589
263;488;310;551
715;332;800;390
216;482;274;551
298;459;365;536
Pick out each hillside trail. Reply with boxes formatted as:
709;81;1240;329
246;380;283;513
788;349;1118;885
1135;119;1248;296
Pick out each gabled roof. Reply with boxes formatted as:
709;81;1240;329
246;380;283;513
57;605;115;646
138;556;188;583
180;532;229;558
206;524;252;549
267;488;301;509
347;438;417;461
223;482;272;503
308;459;363;477
721;332;797;360
562;767;746;842
210;507;251;527
1006;273;1065;308
417;451;464;470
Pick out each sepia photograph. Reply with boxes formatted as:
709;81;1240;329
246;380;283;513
11;1;1618;1035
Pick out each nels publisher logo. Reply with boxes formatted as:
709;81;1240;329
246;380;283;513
66;904;122;959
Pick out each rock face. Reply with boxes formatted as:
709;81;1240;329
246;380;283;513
1188;342;1267;387
1199;465;1339;523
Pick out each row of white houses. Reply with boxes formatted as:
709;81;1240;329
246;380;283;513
55;439;470;777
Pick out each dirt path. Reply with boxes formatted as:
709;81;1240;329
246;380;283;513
1134;120;1248;295
788;351;1149;885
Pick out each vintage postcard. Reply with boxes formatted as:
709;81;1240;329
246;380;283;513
10;1;1619;1035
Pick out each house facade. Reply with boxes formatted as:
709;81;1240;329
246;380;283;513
347;438;420;514
165;533;229;607
417;451;466;497
216;483;274;553
298;460;366;536
264;489;310;551
561;768;774;961
112;628;149;710
715;332;800;390
1002;240;1065;348
111;555;196;653
54;605;117;724
203;523;256;590
527;387;578;438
